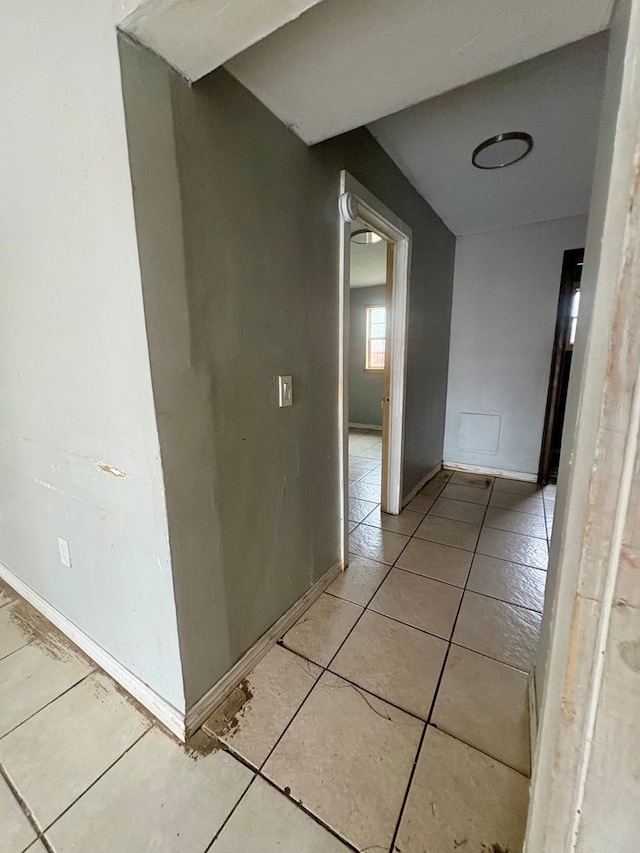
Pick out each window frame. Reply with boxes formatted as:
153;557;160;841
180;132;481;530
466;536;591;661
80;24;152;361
365;304;387;372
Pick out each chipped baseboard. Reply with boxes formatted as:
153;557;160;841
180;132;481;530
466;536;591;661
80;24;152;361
0;556;342;743
184;558;343;737
0;561;187;740
443;461;538;483
401;462;443;508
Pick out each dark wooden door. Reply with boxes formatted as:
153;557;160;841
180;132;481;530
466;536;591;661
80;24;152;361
538;248;584;485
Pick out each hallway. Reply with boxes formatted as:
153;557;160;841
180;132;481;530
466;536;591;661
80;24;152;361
0;440;553;852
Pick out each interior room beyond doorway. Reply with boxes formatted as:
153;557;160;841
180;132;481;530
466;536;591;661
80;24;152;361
348;221;388;519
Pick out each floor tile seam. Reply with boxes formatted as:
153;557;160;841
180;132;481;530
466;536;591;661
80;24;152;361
360;597;458;641
322;666;429;724
37;727;151;838
386;563;469;592
387;471;477;852
475;548;548;572
481;522;548;542
232;772;361;853
409;531;480;553
426;507;486;525
263;595;378;800
386;544;472;853
0;760;53;852
447;640;532;675
425;723;531;780
469;553;549;575
255;591;414;851
451;477;499;637
486;504;551;521
384;551;545;603
430;493;493;509
0;669;95;743
383;480;535;835
202;772;257;853
325;561;393;610
0;636;54;672
0;638;32;664
462;585;543;614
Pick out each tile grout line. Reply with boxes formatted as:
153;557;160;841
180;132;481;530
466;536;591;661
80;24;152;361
38;728;151;841
0;760;54;853
386;470;497;853
218;467;549;852
212;467;548;853
0;669;96;743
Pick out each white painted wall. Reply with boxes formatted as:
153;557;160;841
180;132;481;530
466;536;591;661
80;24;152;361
0;1;184;708
444;215;588;476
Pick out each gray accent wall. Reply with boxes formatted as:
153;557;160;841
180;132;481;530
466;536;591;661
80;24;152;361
444;215;588;476
349;286;385;427
120;41;456;708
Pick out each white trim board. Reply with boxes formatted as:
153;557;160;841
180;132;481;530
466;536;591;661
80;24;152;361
529;669;538;774
0;562;187;740
338;171;412;543
443;461;538;483
0;557;342;742
185;558;342;735
402;463;443;507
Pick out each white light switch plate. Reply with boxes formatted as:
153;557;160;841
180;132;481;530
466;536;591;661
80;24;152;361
278;375;293;407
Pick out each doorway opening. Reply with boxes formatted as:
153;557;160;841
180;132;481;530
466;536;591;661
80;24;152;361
338;172;411;564
538;247;584;484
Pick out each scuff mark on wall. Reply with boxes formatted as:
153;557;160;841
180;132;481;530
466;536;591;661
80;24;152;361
96;463;127;479
34;479;82;502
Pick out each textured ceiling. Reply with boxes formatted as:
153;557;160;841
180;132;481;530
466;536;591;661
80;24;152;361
226;0;613;145
370;33;609;235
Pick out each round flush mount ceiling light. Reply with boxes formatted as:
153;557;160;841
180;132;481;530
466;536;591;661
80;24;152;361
351;229;383;244
472;132;533;169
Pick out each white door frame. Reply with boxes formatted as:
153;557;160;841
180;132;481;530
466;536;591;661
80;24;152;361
338;171;412;563
525;0;640;848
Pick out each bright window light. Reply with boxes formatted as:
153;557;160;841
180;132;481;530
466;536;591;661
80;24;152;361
366;305;386;370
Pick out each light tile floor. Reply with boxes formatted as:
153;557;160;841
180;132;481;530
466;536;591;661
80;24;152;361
0;428;555;852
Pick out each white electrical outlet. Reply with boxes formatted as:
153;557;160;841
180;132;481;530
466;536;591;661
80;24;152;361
58;536;72;568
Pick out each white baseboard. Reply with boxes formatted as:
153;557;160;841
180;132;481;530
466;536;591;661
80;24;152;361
348;422;382;431
402;462;443;508
0;557;343;743
443;461;538;483
0;562;186;740
184;558;343;736
529;668;538;773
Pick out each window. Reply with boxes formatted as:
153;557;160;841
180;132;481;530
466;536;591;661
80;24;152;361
365;305;386;370
569;288;580;346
